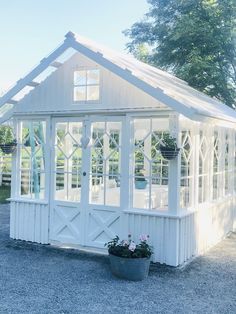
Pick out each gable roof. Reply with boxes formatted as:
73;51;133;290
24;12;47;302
0;31;236;125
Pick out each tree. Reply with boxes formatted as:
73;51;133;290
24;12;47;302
124;0;236;107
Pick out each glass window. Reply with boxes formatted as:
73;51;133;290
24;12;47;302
73;69;100;102
131;118;169;211
89;121;121;207
198;130;209;204
224;131;233;196
213;130;221;200
74;86;86;101
19;121;46;199
180;130;193;208
74;70;86;85
54;122;83;202
234;133;236;193
87;70;99;85
87;86;99;101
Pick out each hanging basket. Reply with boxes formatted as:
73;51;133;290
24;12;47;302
0;140;17;154
160;145;180;160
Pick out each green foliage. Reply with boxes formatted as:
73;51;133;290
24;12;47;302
105;234;153;258
161;133;177;149
135;169;147;181
124;0;236;107
132;43;150;62
0;126;15;145
0;186;11;203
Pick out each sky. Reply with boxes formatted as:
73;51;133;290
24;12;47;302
0;0;149;93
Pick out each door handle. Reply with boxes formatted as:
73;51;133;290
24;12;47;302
83;171;86;176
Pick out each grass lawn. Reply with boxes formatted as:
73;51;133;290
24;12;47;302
0;185;11;203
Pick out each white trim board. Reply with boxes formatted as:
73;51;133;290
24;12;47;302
1;31;236;125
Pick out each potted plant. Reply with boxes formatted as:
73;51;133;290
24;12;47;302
0;126;17;154
105;234;153;281
159;133;180;160
135;169;148;189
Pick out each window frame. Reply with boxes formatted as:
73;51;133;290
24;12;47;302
180;129;194;209
73;67;101;104
129;116;170;212
198;128;210;204
212;129;222;201
15;117;49;201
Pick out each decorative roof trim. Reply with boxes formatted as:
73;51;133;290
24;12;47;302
0;31;235;124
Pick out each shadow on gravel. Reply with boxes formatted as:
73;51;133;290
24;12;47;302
1;204;236;314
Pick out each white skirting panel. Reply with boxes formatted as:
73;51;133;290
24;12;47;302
195;197;235;255
123;211;180;266
10;200;49;244
178;196;236;265
124;196;236;266
232;196;236;231
178;212;196;265
9;197;236;266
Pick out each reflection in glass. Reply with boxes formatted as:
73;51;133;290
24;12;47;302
54;122;83;202
132;118;169;210
20;121;46;199
73;69;100;102
89;121;121;207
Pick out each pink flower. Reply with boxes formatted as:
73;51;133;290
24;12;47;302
128;242;136;252
139;234;148;242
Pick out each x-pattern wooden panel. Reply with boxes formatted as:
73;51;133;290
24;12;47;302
53;207;81;240
88;211;120;242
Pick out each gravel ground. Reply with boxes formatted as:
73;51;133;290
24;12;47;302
0;204;236;314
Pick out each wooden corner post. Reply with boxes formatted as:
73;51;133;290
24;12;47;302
168;113;181;215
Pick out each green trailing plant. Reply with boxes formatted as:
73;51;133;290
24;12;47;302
160;133;177;150
0;126;17;154
135;169;147;182
0;126;15;145
0;125;17;155
105;234;153;259
159;133;180;160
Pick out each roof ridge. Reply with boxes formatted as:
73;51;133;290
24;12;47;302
0;31;235;125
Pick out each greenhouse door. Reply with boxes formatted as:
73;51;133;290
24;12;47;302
50;116;123;248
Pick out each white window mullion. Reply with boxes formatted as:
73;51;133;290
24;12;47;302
168;113;180;214
194;124;200;208
120;116;130;210
229;130;234;195
189;127;195;208
14;120;21;197
208;126;214;202
220;128;225;198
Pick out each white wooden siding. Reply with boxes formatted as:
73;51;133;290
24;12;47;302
123;211;180;266
9;195;236;265
10;200;49;244
195;198;235;253
15;52;167;114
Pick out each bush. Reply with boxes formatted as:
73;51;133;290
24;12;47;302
105;234;153;258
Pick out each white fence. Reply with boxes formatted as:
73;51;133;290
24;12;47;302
0;154;12;186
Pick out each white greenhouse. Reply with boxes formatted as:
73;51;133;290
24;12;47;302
0;32;236;266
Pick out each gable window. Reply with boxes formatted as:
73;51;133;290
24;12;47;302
73;69;100;102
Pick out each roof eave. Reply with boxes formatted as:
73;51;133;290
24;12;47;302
1;31;235;126
68;37;197;120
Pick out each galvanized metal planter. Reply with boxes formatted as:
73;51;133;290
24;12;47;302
109;254;151;281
